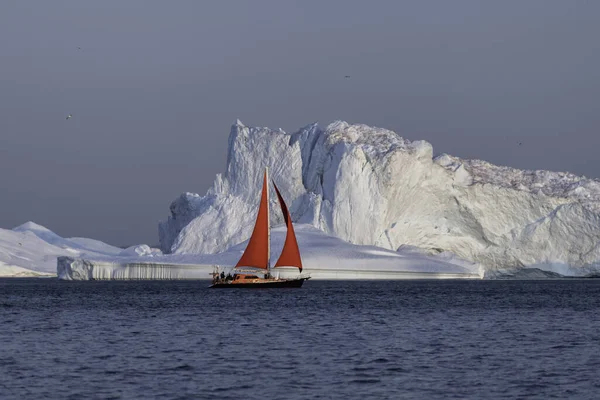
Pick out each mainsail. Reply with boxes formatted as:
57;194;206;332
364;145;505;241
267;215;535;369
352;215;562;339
235;171;270;269
273;182;303;272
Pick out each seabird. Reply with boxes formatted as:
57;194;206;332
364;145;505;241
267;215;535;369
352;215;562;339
66;114;72;120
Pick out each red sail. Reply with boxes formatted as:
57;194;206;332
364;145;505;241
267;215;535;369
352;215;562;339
273;182;303;272
235;172;270;269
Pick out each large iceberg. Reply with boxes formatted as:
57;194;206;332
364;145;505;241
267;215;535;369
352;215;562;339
159;120;600;276
4;120;598;279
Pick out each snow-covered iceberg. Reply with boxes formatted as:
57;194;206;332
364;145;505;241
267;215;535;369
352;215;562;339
0;222;124;277
6;120;598;280
57;225;480;280
159;120;600;277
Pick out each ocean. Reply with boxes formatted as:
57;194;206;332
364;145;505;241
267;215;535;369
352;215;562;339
1;278;599;399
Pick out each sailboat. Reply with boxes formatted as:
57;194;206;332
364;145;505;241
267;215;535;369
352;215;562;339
209;168;310;288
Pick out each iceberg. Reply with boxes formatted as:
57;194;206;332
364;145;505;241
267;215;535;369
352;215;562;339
0;222;124;277
159;120;600;277
4;120;599;279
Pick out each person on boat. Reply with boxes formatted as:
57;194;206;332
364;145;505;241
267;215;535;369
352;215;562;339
220;271;225;280
226;273;232;281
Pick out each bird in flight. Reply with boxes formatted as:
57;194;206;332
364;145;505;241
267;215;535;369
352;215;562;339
66;114;72;120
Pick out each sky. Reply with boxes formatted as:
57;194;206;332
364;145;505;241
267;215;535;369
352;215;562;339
1;0;599;246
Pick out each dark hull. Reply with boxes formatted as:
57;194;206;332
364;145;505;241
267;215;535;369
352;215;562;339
209;277;310;288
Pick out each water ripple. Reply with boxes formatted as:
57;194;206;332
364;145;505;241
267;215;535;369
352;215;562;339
1;279;600;399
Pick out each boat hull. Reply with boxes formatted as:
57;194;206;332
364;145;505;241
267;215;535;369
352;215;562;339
209;277;310;288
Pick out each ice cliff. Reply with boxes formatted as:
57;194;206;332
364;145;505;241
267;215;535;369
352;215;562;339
159;120;600;276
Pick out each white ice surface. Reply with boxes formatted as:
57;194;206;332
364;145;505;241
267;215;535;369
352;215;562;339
0;222;132;277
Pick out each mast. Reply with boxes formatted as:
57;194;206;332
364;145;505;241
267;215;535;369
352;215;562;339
266;166;271;271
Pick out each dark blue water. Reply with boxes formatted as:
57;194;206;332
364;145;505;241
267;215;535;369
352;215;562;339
1;279;600;399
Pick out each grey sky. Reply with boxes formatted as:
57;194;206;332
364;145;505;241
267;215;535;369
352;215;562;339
1;0;599;246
